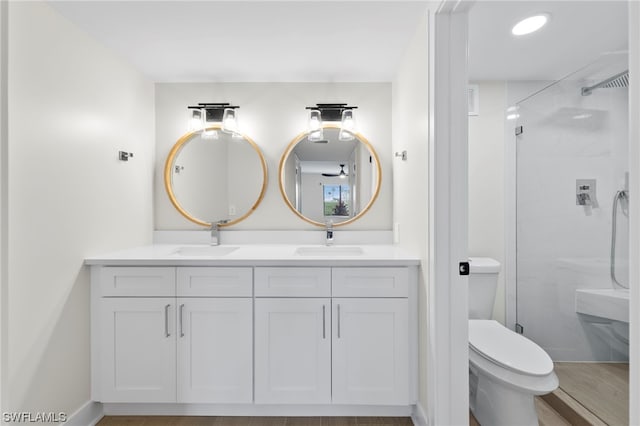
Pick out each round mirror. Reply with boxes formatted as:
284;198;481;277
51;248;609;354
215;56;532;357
164;125;268;227
279;124;381;227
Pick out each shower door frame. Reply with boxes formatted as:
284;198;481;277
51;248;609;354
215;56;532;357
629;3;639;424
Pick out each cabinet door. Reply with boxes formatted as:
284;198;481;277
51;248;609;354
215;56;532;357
254;298;331;404
98;298;176;402
177;298;253;403
332;298;409;405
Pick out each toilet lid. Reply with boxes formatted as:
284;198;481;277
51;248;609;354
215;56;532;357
469;320;554;376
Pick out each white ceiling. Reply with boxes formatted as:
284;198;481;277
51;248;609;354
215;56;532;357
47;0;629;83
468;1;628;81
47;1;429;82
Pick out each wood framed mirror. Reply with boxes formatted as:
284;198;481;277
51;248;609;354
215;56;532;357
164;125;268;227
279;124;381;227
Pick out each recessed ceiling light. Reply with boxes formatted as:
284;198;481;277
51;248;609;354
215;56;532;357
512;13;550;36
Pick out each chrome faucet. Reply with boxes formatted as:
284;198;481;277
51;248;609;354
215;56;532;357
210;220;228;246
325;221;334;246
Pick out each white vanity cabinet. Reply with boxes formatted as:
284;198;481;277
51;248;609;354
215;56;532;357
253;267;410;406
89;254;418;414
92;266;253;404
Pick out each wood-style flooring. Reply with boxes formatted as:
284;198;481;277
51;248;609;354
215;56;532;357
97;417;413;426
469;397;572;426
554;362;629;426
98;363;630;426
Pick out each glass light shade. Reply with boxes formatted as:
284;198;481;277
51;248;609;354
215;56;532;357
221;108;239;134
308;109;324;141
188;108;204;132
308;109;322;131
339;109;356;141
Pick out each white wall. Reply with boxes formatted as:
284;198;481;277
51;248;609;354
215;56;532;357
468;81;506;324
391;11;430;417
7;1;154;417
154;83;392;231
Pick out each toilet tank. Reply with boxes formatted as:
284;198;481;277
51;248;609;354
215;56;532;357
468;257;501;319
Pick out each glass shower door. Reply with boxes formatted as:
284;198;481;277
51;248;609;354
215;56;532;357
515;60;629;362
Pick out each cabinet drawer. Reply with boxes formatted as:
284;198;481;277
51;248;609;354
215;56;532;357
99;267;175;297
177;267;252;297
255;268;331;297
332;267;409;297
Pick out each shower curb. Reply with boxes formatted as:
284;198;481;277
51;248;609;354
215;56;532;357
541;388;607;426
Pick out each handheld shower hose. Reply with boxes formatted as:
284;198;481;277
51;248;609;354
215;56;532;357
610;189;629;289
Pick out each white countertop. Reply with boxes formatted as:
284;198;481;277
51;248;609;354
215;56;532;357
85;244;421;267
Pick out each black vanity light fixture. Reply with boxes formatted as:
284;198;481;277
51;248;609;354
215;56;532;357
305;103;358;142
187;103;240;137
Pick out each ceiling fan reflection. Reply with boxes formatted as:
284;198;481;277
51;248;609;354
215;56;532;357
322;164;348;178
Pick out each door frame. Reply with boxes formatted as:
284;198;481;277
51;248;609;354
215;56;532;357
433;1;639;424
449;1;639;424
628;3;639;424
0;0;8;414
427;1;473;424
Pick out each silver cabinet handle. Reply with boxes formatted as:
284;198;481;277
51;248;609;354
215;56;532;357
337;304;341;339
164;304;170;337
322;305;326;339
179;303;185;338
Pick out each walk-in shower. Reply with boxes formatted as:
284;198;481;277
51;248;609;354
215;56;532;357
512;56;630;424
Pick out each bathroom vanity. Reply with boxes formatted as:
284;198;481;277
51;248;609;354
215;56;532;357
86;244;419;416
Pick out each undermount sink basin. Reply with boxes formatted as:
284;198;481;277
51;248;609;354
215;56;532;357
173;246;239;257
295;246;364;257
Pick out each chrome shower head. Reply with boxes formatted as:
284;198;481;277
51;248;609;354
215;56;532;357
581;70;629;96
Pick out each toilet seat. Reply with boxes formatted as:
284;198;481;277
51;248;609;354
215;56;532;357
469;320;553;376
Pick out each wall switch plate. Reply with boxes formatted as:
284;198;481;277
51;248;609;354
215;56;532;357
393;223;400;244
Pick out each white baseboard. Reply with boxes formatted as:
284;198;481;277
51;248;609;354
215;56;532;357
411;402;428;426
63;401;103;426
103;403;411;417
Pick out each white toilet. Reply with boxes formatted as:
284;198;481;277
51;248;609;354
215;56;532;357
468;257;559;426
